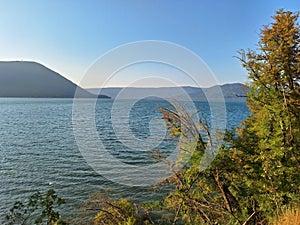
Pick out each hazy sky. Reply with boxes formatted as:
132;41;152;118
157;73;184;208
0;0;299;87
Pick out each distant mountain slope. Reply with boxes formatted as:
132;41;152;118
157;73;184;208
87;83;248;100
0;61;110;98
184;83;248;100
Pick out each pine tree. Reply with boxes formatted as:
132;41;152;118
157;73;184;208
238;9;300;218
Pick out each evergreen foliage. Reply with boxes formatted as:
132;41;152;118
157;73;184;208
5;189;68;225
237;9;300;219
147;9;300;224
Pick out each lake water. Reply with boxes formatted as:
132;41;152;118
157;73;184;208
0;98;249;221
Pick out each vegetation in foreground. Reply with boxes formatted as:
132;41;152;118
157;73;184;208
5;9;300;225
271;207;300;225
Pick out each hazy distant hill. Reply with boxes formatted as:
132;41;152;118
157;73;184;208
184;83;248;100
87;83;248;100
0;61;110;98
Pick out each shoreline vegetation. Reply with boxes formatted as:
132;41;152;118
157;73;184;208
4;9;300;225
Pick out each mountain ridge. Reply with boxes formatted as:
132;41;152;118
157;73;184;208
0;61;110;98
0;61;247;100
87;83;248;100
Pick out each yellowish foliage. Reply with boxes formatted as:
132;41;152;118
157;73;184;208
271;207;300;225
94;198;137;225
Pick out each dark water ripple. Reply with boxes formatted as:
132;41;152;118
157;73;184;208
0;98;249;221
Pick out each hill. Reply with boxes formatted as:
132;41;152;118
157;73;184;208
0;61;110;98
87;83;248;100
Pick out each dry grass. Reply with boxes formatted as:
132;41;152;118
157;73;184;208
271;207;300;225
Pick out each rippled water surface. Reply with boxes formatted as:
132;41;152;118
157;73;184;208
0;98;249;220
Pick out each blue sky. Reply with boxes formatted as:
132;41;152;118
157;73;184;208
0;0;299;87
